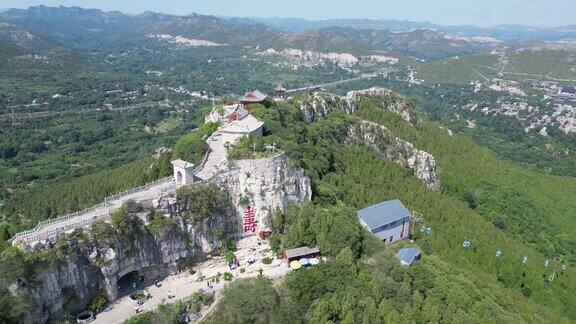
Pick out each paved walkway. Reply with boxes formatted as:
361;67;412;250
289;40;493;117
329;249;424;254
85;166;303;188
93;236;290;323
195;131;243;181
11;179;176;245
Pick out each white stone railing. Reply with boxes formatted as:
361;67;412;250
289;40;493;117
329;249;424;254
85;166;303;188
9;177;174;244
19;212;111;244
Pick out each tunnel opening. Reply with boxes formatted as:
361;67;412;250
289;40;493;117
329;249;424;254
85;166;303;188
116;270;144;298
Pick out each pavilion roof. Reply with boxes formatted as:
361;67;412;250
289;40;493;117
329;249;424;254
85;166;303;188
241;90;268;102
219;114;264;134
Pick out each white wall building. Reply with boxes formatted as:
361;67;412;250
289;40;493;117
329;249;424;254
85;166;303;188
358;199;412;244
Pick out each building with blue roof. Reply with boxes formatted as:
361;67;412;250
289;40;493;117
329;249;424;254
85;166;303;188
357;199;411;244
396;247;421;266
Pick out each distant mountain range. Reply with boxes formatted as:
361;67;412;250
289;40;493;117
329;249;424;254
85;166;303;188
1;6;575;60
246;17;576;42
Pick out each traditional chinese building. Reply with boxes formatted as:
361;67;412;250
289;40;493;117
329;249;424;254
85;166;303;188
240;90;268;106
205;104;249;124
171;159;195;187
274;84;286;101
219;113;264;137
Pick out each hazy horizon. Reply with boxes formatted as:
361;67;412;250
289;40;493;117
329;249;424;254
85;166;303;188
0;0;575;28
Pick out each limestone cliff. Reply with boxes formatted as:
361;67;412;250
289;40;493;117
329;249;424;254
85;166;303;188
7;153;311;322
214;153;312;234
298;88;440;190
346;121;441;190
8;205;232;322
299;87;416;123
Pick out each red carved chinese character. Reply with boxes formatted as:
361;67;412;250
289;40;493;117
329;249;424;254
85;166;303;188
243;205;258;233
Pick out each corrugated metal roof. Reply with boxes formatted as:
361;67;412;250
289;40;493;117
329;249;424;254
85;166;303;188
357;199;411;230
284;246;320;259
561;86;576;94
395;247;421;265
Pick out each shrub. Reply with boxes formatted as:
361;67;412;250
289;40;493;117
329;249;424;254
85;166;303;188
224;251;235;264
239;196;250;207
191;290;215;306
261;257;273;265
176;183;230;225
90;291;109;311
189;302;201;314
149;211;177;237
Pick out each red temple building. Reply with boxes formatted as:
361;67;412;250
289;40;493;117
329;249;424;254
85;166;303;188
240;90;268;106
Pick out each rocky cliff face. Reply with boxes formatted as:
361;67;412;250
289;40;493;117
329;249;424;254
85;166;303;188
298;87;416;123
346;121;441;190
9;208;231;322
299;88;440;190
215;153;312;234
9;153;311;322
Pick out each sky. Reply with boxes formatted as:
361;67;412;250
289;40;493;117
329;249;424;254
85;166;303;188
1;0;575;27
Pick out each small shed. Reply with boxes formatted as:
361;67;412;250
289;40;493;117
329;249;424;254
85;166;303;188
395;247;421;266
282;246;320;263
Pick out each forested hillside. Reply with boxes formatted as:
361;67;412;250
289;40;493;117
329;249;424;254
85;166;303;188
0;5;575;323
360;76;576;177
203;90;576;321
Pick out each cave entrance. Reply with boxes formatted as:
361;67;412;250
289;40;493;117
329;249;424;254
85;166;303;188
116;270;144;298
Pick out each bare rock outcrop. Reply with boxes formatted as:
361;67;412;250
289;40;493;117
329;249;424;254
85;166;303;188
298;87;416;123
298;88;440;190
8;208;231;322
214;153;312;233
346;121;441;190
8;152;311;322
